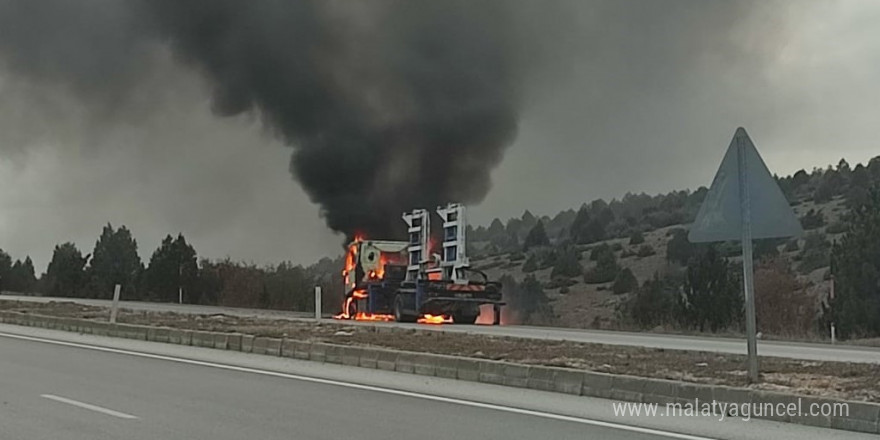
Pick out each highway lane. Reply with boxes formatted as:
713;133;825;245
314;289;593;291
0;324;874;440
3;294;878;364
0;329;686;440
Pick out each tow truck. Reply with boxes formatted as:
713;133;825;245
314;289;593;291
336;203;503;324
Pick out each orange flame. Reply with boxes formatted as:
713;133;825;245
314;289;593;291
368;252;388;280
333;289;368;320
354;312;395;322
342;239;360;287
475;304;505;325
417;314;452;325
335;233;413;322
333;296;355;320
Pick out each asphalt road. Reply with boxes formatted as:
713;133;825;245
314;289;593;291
3;294;878;364
1;330;630;440
0;324;873;440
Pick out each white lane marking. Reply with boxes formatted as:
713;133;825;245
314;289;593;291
40;394;138;419
4;332;710;440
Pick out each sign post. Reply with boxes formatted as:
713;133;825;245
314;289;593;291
110;284;121;324
689;127;802;383
314;286;322;321
736;136;759;382
830;275;836;344
178;264;183;304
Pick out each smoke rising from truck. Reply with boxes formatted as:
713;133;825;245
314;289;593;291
0;0;804;277
0;0;529;239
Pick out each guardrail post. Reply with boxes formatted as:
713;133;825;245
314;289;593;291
314;286;322;321
109;284;121;324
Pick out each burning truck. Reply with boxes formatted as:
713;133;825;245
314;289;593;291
334;203;504;324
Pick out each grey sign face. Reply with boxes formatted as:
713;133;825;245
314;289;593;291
689;128;803;243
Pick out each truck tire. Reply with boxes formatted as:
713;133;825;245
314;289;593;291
452;312;479;325
393;295;417;323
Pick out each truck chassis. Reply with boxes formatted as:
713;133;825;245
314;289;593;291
346;273;503;324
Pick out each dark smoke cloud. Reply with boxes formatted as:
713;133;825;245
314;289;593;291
0;0;532;239
4;0;849;263
0;1;157;112
150;1;525;238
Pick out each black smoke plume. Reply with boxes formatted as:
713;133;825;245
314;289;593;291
0;0;526;239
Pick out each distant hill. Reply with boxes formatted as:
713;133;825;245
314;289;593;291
465;156;879;332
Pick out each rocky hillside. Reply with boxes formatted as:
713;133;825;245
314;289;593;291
467;157;876;331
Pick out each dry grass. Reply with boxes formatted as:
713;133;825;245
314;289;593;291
2;299;878;402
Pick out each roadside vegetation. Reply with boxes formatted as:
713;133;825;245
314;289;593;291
1;299;878;402
465;156;880;341
2;156;880;341
0;226;341;316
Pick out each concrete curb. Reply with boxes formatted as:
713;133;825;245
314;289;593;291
0;310;877;435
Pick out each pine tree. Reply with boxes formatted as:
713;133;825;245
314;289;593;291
677;246;742;332
612;268;638;294
626;273;678;328
22;256;36;289
143;234;198;303
790;169;810;192
0;249;11;292
590;243;611;261
569;206;590;243
584;245;619;284
520;210;537;231
519;274;553;324
45;243;88;297
486;218;505;237
665;228;693;265
87;224;143;299
550;246;582;278
6;257;37;293
827;189;880;338
523;220;550;250
569;206;607;244
506;217;523;238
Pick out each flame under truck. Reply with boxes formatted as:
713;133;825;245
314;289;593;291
339;203;504;324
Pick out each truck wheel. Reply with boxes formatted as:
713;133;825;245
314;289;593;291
393;295;417;323
452;312;478;325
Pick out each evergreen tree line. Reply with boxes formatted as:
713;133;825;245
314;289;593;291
490;156;880;338
469;156;880;256
623;187;880;339
0;251;37;293
622;244;744;333
1;224;343;312
512;223;826;336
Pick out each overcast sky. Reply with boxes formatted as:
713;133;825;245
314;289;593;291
1;0;879;271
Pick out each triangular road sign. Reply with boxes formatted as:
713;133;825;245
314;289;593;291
689;127;803;243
